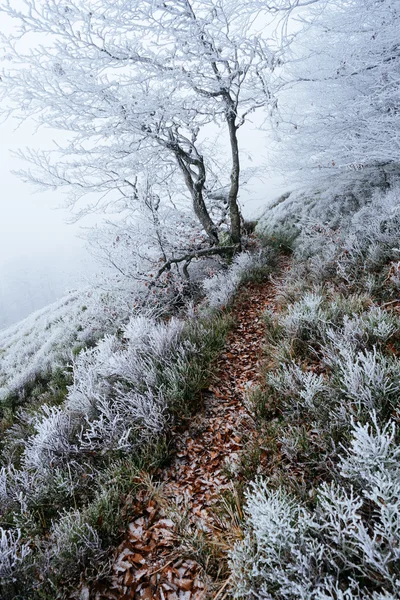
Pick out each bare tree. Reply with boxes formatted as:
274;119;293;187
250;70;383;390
0;0;298;250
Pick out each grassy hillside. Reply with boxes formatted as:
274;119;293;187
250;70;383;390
1;173;399;599
229;176;400;599
0;249;275;598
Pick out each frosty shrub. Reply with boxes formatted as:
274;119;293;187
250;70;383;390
0;528;30;585
258;179;400;288
279;292;326;343
0;286;235;597
101;315;185;385
0;314;189;481
22;405;77;472
321;305;398;375
65;315;187;453
347;187;400;269
65;336;117;418
319;183;400;282
230;416;400;599
339;414;400;490
339;308;397;348
66;315;185;416
203;251;268;309
78;387;166;453
0;464;48;514
324;345;400;421
46;510;107;584
267;362;326;419
230;480;323;599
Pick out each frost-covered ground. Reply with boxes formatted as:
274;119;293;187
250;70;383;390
230;174;400;600
0;250;269;598
0;286;134;402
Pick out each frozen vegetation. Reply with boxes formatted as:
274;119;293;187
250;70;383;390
0;0;399;597
230;179;400;599
0;249;268;597
0;288;129;403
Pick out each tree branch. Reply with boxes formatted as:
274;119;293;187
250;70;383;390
155;245;240;279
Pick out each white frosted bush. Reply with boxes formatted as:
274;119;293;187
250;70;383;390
0;528;30;583
230;481;325;599
331;347;400;417
314;581;396;600
123;315;184;362
22;406;76;471
361;308;399;344
102;315;184;385
67;315;186;454
344;308;397;347
267;362;326;417
324;185;400;278
319;418;400;589
280;292;325;340
47;510;105;578
67;316;185;420
0;465;46;513
278;425;310;462
324;307;397;357
340;415;400;495
203;252;261;309
1;309;191;526
78;387;166;453
230;418;400;599
349;188;400;261
66;337;117;417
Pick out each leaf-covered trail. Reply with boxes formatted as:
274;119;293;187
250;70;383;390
102;276;280;600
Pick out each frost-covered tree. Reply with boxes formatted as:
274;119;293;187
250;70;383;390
0;0;301;250
275;0;400;183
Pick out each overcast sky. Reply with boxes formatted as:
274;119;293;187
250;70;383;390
0;116;98;327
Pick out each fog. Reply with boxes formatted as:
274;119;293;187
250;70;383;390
0;117;97;328
0;91;285;332
0;111;285;329
0;1;291;331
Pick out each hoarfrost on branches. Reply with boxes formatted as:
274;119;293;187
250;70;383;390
0;0;296;246
273;0;400;184
0;528;30;583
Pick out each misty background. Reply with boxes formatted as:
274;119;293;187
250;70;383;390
0;113;284;330
0;116;96;328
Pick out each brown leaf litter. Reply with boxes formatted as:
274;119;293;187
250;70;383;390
92;270;287;600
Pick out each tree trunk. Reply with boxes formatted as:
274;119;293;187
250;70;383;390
192;188;219;245
174;150;219;246
226;112;242;248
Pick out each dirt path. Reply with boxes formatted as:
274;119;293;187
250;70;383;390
98;277;279;600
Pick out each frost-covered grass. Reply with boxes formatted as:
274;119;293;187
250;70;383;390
231;416;400;600
0;286;134;405
0;314;228;596
203;249;276;310
0;247;273;598
229;175;400;599
257;175;400;299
